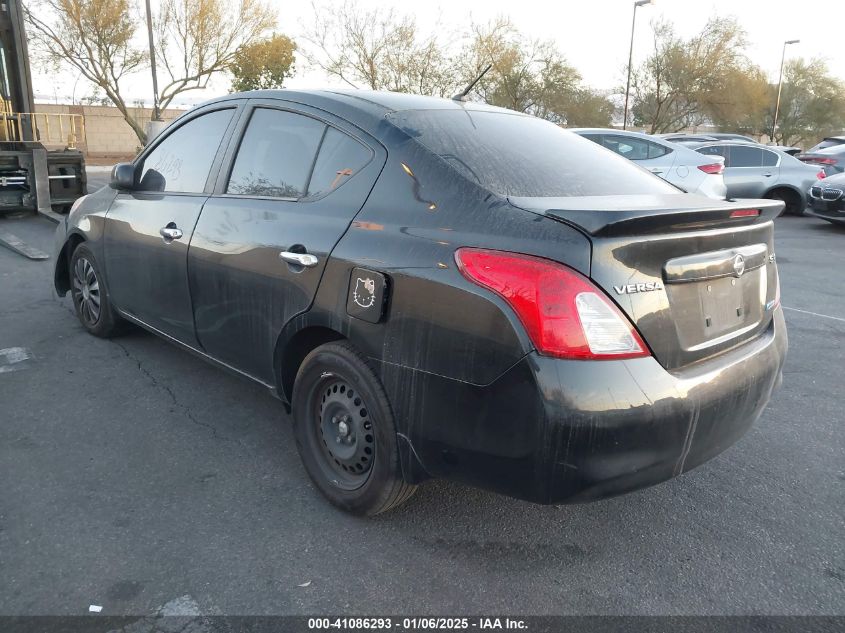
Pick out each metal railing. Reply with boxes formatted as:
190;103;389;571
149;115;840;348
0;99;86;149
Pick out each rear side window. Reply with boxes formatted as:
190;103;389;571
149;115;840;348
306;127;372;197
602;135;670;160
227;108;325;198
761;150;779;167
698;145;726;159
729;146;763;168
386;110;677;198
139;109;234;193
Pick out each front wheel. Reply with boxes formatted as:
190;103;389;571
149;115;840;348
291;341;416;515
69;243;126;337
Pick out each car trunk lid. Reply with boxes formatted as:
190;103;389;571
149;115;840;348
510;193;783;369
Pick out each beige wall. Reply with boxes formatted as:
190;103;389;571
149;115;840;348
34;103;187;160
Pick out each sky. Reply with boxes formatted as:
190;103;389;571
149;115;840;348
31;0;845;108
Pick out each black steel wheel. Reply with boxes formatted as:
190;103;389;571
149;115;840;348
315;378;375;490
292;341;416;515
69;243;125;338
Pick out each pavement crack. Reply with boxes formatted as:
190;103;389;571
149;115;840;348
113;341;237;443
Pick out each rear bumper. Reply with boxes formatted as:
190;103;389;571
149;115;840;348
398;309;787;504
533;308;787;503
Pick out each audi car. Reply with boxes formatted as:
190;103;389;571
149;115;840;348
53;91;787;515
807;173;845;226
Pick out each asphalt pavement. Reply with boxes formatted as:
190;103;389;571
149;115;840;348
0;180;843;616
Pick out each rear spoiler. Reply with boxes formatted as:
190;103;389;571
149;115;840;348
509;194;784;236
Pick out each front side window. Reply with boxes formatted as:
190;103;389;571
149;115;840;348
227;108;325;198
139;109;234;193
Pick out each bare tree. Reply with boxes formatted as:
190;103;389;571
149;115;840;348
155;0;276;110
25;0;148;141
300;0;458;97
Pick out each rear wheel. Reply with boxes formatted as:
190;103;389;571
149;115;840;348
291;341;416;515
765;188;803;216
69;243;125;337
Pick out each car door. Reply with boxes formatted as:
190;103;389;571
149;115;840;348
722;145;777;198
187;101;386;382
103;104;241;345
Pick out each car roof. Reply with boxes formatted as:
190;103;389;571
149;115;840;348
569;128;662;139
202;89;520;117
688;140;767;148
193;89;529;140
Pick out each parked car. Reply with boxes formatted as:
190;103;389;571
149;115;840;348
54;90;787;515
573;129;727;199
769;145;802;156
795;143;845;177
807;172;845;226
803;135;845;153
658;132;758;144
690;141;825;215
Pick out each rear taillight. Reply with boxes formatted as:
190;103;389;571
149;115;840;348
806;157;837;165
730;209;760;218
455;248;649;360
698;163;724;175
816;170;827;180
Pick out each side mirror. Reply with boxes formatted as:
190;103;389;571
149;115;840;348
110;162;136;190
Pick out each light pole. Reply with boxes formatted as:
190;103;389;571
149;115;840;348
771;39;799;142
145;0;161;122
623;0;654;130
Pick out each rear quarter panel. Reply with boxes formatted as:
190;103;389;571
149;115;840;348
304;125;592;387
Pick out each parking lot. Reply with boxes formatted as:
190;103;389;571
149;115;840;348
1;175;843;616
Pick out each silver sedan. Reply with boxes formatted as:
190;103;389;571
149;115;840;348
690;141;825;215
572;129;727;199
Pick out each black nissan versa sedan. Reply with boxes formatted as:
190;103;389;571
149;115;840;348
53;90;787;515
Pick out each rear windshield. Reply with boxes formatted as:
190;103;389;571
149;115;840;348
386;109;678;197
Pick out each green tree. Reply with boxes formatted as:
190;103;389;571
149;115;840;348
773;58;845;146
705;65;769;137
458;19;615;125
630;17;750;133
230;34;297;92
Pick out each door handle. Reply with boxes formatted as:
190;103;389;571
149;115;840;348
280;251;319;267
159;224;183;241
762;172;773;177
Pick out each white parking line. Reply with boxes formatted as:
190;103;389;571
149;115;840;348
0;347;32;373
783;306;845;323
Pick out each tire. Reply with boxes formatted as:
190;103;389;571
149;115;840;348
765;189;802;216
69;243;126;338
291;341;416;515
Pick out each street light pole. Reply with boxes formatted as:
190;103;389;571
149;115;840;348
771;39;799;142
145;0;161;122
623;0;654;130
